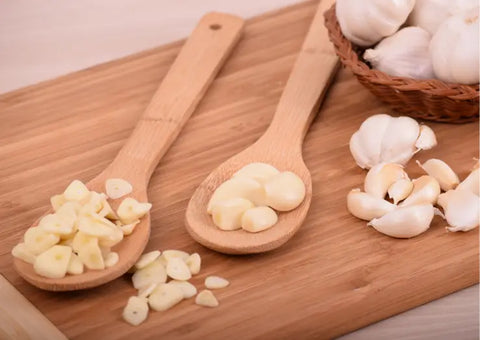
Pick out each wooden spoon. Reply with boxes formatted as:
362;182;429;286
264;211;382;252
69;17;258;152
14;12;244;291
185;0;339;255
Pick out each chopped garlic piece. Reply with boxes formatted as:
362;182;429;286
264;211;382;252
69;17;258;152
11;243;36;264
117;197;152;224
63;180;90;202
33;245;72;279
205;276;230;289
148;284;184;311
104;252;119;268
166;258;191;281
134;250;161;270
132;260;167;289
106;178;133;199
186;253;201;275
123;296;149;326
168;280;197;299
195;290;219;307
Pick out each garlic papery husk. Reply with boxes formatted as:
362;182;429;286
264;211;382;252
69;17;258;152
415;125;438;150
416;159;459;191
456;168;479;196
349;114;437;169
347;189;396;221
438;189;480;232
336;0;415;47
364;163;409;199
430;9;480;84
364;27;435;79
400;175;441;207
388;178;414;204
368;204;435;238
407;0;478;34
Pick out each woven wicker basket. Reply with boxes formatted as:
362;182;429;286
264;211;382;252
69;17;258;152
324;4;479;123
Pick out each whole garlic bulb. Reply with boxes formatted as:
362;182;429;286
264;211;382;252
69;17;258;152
336;0;415;47
363;27;434;79
430;9;480;84
349;114;437;169
408;0;478;34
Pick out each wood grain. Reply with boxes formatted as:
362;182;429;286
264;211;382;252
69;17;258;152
185;0;340;254
0;0;478;338
0;275;67;340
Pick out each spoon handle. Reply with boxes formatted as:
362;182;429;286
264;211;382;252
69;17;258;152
265;0;339;147
111;13;244;180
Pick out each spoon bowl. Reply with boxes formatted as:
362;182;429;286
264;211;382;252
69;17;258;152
13;12;244;291
186;0;339;254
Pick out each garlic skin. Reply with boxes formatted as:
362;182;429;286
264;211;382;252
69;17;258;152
457;168;479;196
347;189;396;221
438;189;479;232
368;204;435;238
364;27;435;79
430;9;480;84
336;0;415;47
349;114;437;169
364;163;409;199
407;0;478;34
388;178;414;204
400;175;441;207
417;159;459;191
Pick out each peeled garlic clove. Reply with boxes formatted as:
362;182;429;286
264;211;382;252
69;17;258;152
241;206;278;233
364;163;409;198
264;171;306;211
233;162;280;185
388;178;413;204
205;276;230;289
123;296;149;326
347;189;396;221
368;204;435;238
195;290;219;307
457;168;479;196
212;198;254;231
400;175;441;207
106;178;133;199
439;190;479;232
208;178;265;213
415;125;437;151
417;159;459;191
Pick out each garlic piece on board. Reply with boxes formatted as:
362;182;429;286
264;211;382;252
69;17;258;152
241;206;278;233
399;176;441;207
415;125;438;150
363;27;434;79
364;163;409;198
336;0;415;47
148;284;184;312
233;162;280;185
347;189;396;221
105;178;133;199
368;204;435;238
264;171;306;211
205;276;230;289
166;257;192;281
430;9;480;84
132;259;167;289
417;159;460;191
388;178;414;204
186;253;201;275
438;190;479;232
123;296;149;326
457;168;479;196
168;280;198;299
195;290;219;307
212;198;254;231
349;114;436;169
207;177;265;213
134;250;161;270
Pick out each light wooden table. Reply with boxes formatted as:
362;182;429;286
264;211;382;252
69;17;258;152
0;1;478;339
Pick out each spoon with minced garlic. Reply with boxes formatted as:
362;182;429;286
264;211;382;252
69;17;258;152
185;0;339;255
13;13;244;291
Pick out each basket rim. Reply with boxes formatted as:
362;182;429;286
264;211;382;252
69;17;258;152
324;3;480;101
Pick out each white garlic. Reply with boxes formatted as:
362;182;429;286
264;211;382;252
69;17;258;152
364;27;435;79
408;0;478;34
347;189;396;221
457;168;479;196
364;163;409;199
400;175;441;207
388;178;414;204
336;0;415;47
368;204;436;238
438;189;479;232
349;114;437;169
415;125;438;150
430;9;480;84
417;159;459;191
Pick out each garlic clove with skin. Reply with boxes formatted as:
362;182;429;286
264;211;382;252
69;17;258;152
416;159;460;191
415;125;438;150
457;168;479;196
363;27;435;79
364;163;409;199
347;189;396;221
399;175;441;207
388;178;414;204
438;189;479;232
380;116;420;165
368;204;436;238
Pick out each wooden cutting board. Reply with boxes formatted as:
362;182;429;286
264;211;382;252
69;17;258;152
0;1;478;338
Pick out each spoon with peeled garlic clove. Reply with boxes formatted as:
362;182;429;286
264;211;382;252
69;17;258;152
14;13;244;291
185;0;339;255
